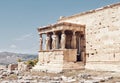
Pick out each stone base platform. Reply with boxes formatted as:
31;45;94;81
32;49;84;73
85;61;120;72
32;61;85;73
63;62;85;70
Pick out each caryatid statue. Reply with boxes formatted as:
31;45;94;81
60;31;66;49
71;31;76;49
45;34;50;50
52;33;57;49
39;34;43;51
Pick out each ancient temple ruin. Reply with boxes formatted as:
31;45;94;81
33;22;85;73
33;2;120;73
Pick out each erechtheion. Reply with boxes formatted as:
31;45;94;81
33;2;120;73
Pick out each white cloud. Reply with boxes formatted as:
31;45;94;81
10;44;17;49
15;33;33;41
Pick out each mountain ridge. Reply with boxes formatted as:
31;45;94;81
0;51;37;65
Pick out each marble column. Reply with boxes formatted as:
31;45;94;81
56;35;59;49
52;32;57;49
45;33;50;50
39;34;43;51
60;31;66;49
71;31;76;49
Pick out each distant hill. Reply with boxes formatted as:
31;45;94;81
0;52;37;65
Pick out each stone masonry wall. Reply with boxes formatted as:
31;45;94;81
32;50;64;73
33;49;77;73
59;3;120;71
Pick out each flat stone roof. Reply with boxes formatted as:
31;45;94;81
38;22;85;34
58;2;120;21
38;22;84;29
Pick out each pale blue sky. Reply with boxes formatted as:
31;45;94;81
0;0;120;54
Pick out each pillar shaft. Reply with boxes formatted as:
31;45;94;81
56;35;59;49
61;31;66;49
52;32;57;49
39;34;43;51
71;31;76;49
45;33;50;50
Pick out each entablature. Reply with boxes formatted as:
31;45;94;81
38;22;85;34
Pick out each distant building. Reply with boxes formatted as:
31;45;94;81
33;2;120;73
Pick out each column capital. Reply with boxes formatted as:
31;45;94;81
46;33;50;37
39;34;42;37
61;30;65;34
52;31;57;35
72;31;76;35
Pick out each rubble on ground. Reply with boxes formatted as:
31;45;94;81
1;69;120;83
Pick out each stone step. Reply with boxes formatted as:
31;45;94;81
63;62;85;70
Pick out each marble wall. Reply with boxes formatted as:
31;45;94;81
59;3;120;71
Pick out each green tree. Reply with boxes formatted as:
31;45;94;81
33;58;38;65
17;58;22;62
26;60;34;66
25;58;38;67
